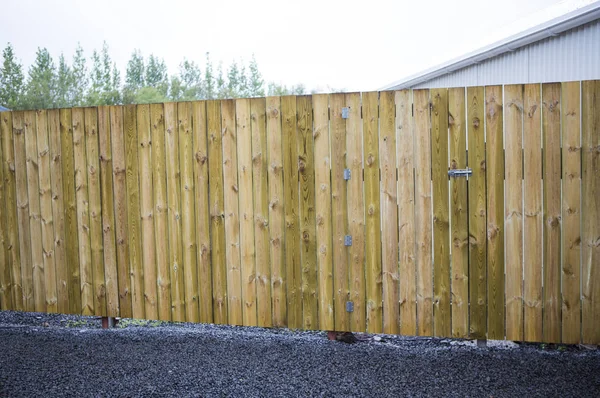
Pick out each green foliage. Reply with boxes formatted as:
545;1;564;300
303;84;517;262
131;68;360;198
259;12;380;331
134;86;167;104
204;52;215;100
24;47;57;109
124;49;145;104
178;59;202;100
267;82;306;96
146;54;169;97
0;43;25;109
70;44;88;106
248;54;264;97
55;54;72;108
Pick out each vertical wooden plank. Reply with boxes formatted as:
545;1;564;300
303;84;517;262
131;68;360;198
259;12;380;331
110;106;132;318
504;85;524;342
236;98;257;326
561;81;581;344
448;87;468;338
0;112;9;310
178;102;199;323
431;88;451;337
467;87;486;339
164;102;184;321
281;95;301;330
297;95;318;330
542;83;561;343
330;93;349;332
581;80;599;345
72;108;92;315
138;104;158;320
207;100;227;324
363;92;382;333
192;101;213;324
485;86;505;340
150;103;171;321
379;91;399;335
84;108;105;317
523;84;543;342
98;107;119;317
222;99;243;326
250;98;271;328
1;112;22;311
345;93;365;333
414;90;433;336
36;110;57;313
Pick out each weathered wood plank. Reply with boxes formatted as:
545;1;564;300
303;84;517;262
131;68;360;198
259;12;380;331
330;93;349;332
281;95;302;330
363;91;382;334
414;90;433;336
236;98;257;326
137;104;158;320
1;112;22;311
312;94;333;331
0;112;10;310
97;107;119;317
448;87;468;338
504;85;524;342
379;91;399;335
164;102;184;321
192;101;212;324
178;102;199;323
84;108;106;317
345;92;365;333
467;87;486;339
222;99;243;326
523;84;543;342
431;88;451;337
297;95;318;330
581;80;599;345
36;110;57;313
207;100;227;324
250;97;271;328
110;106;132;318
150;103;171;321
561;81;581;344
542;83;561;343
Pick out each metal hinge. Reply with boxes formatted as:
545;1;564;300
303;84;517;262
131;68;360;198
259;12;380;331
346;301;354;313
343;168;351;180
341;107;350;119
344;235;352;246
448;168;472;178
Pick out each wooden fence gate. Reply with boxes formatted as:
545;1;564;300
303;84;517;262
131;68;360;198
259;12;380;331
0;81;598;345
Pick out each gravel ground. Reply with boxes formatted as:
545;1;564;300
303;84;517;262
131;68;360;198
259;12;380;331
0;311;599;397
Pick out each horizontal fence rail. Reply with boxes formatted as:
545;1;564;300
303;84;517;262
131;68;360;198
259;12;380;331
0;81;598;344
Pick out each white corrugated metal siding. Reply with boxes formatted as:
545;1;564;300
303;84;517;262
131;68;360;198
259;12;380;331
412;19;600;88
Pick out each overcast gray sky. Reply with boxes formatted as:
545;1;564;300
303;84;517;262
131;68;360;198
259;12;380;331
0;0;587;92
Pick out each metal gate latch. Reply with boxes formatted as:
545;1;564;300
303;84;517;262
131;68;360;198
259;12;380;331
341;107;350;119
344;235;352;246
448;168;472;178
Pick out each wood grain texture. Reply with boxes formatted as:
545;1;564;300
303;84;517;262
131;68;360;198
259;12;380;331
192;101;213;324
330;93;349;332
448;87;468;338
36;110;57;313
467;87;486;339
281;95;301;330
431;89;451;337
178;102;199;323
207;100;227;324
312;94;334;331
504;85;524;342
581;80;600;345
363;91;382;334
250;98;271;328
236;98;257;326
523;84;543;342
137;104;158;320
221;99;243;326
561;81;581;344
542;83;561;343
379;91;399;335
0;112;11;310
297;95;318;330
266;96;286;327
413;90;433;336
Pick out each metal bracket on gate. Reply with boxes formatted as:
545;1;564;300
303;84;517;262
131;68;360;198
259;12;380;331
448;168;472;178
346;301;354;313
344;235;352;246
343;168;351;180
341;107;350;119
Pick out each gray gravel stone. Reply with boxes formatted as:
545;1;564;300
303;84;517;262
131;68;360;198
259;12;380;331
0;311;599;397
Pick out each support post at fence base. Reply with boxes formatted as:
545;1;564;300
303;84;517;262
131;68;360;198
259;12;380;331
101;317;118;329
476;339;487;348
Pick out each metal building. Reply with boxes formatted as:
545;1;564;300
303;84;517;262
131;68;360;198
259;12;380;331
382;1;600;90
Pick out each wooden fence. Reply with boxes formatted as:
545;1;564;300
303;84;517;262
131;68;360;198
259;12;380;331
0;81;598;344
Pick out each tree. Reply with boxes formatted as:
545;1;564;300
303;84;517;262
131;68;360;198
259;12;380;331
226;60;240;98
146;54;169;97
87;42;119;105
169;75;183;101
216;63;226;99
248;54;264;97
134;86;167;104
0;43;25;109
124;50;145;104
203;52;215;100
70;44;88;106
238;62;249;98
55;54;72;108
178;59;202;100
23;47;57;109
267;82;306;96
